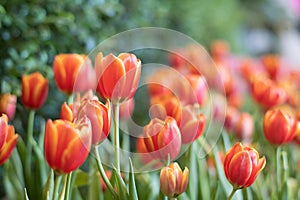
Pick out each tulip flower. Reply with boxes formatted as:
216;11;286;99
224;143;266;189
233;112;254;141
250;76;286;108
95;52;141;103
179;105;206;144
0;93;17;120
53;54;96;94
263;109;299;145
76;99;111;145
160;162;189;198
149;94;181;124
44;117;91;174
261;54;280;80
143;117;181;161
0;114;18;165
21;72;48;109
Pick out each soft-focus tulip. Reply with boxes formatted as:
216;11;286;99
261;54;280;80
149;94;181;124
224;143;266;189
22;72;48;109
76;99;111;145
263;109;299;145
160;162;189;198
0;114;18;165
44;118;91;174
0;94;16;120
182;74;207;106
53;54;96;94
179;105;206;144
250;76;286;108
95;52;141;103
233;112;254;141
143;117;181;161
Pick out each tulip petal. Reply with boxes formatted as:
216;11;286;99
228;151;252;188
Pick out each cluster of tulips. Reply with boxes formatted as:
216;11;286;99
1;40;300;200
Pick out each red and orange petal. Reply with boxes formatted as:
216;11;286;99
227;151;252;187
60;102;74;122
53;54;85;94
44;120;90;173
22;72;48;109
0;125;18;165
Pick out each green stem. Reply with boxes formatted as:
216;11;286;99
25;109;35;195
113;102;120;174
59;175;67;200
276;146;282;197
227;188;238;200
64;172;73;200
93;146;119;199
67;94;73;105
53;175;62;200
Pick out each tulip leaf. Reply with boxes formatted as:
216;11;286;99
74;170;89;187
24;188;30;200
42;169;54;200
128;158;138;200
87;170;101;200
112;167;129;200
198;156;210;200
3;156;24;200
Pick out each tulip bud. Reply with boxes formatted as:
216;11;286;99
44;117;91;174
0;93;17;120
0;114;18;165
263;109;298;145
160;162;189;198
21;72;48;109
224;143;266;189
96;52;141;103
143;117;181;161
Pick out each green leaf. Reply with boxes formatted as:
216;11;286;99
74;170;89;187
24;188;30;200
128;158;138;200
42;169;54;200
112;167;128;200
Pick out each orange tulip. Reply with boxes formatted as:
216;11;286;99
77;99;111;145
250;76;286;108
224;143;266;189
175;74;207;105
143;117;181;161
0;93;17;120
22;72;48;109
44;117;91;174
149;94;182;124
53;54;96;94
263;109;299;145
261;54;280;80
160;162;189;198
179;105;206;144
95;52;141;103
0;114;18;165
